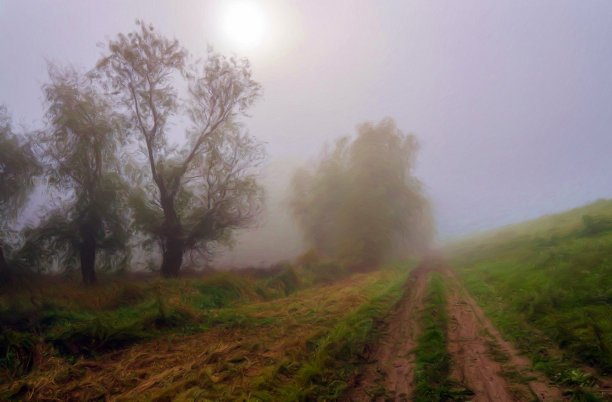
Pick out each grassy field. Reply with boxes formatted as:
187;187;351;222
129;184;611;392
447;199;612;395
0;258;415;400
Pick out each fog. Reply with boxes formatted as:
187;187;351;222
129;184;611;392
2;1;612;267
214;157;305;267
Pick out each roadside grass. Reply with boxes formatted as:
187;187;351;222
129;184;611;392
276;261;412;400
447;199;612;399
412;271;472;401
0;260;340;382
1;260;415;400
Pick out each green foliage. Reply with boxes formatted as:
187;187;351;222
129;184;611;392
193;272;258;308
32;66;130;283
289;118;434;268
0;106;41;284
0;106;40;223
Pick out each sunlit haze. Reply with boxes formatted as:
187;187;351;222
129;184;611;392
1;1;612;266
221;1;268;50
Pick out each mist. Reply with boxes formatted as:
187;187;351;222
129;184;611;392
2;2;612;400
213;157;305;267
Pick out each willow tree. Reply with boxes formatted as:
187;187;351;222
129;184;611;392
36;66;129;285
289;118;434;268
0;106;40;283
97;22;264;277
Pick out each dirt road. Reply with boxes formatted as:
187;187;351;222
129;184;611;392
345;261;565;401
344;265;429;401
443;267;563;401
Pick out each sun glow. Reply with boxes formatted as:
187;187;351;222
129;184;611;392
222;1;267;50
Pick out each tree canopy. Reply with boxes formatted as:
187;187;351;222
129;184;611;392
97;21;265;277
33;66;130;284
289;118;434;268
0;106;40;282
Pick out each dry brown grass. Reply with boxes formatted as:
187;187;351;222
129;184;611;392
5;269;395;400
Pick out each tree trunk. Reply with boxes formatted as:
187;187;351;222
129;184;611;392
160;195;184;278
79;225;97;285
0;245;11;285
161;235;184;278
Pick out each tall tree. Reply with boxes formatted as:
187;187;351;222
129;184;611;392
97;21;264;277
36;66;129;284
0;106;40;283
289;118;434;268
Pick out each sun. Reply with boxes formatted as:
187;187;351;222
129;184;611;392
222;1;267;50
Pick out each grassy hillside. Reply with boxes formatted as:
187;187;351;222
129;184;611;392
447;199;612;388
0;259;415;400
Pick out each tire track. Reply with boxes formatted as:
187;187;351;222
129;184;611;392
344;265;429;401
345;261;567;401
443;267;565;401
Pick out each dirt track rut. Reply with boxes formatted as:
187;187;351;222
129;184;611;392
443;267;563;401
344;265;428;401
345;261;565;401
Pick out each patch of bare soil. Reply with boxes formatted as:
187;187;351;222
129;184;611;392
442;267;565;401
344;264;430;401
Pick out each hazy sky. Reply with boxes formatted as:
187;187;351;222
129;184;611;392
1;0;612;240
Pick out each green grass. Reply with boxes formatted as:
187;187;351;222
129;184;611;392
275;262;413;400
412;272;473;401
447;199;612;398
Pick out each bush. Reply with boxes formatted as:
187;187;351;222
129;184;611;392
267;266;301;296
195;273;257;308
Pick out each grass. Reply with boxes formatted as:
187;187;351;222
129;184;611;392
0;259;416;400
447;198;612;399
412;272;473;401
277;261;412;400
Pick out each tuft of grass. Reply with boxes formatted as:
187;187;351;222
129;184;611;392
0;330;38;377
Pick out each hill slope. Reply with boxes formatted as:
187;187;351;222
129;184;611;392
447;198;612;398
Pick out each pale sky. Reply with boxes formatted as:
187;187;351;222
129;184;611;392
1;0;612;241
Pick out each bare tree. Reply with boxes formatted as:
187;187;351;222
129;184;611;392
97;21;264;277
